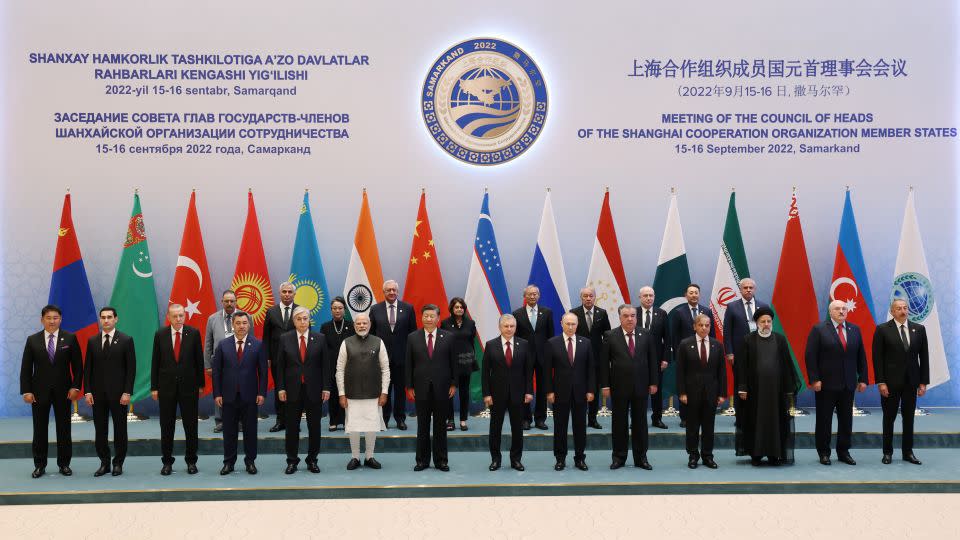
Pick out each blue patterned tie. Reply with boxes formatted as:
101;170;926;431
47;334;56;364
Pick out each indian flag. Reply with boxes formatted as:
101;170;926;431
342;189;385;319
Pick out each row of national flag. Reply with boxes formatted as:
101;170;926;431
47;187;949;404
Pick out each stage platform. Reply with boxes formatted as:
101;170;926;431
0;408;957;505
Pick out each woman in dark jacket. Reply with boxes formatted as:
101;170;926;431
439;297;478;431
318;296;355;431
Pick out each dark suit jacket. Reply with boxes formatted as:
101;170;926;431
439;316;477;366
599;327;658;399
543;334;595;403
872;319;929;388
805;320;868;391
20;330;83;395
675;335;726;398
369;300;417;367
404;328;457;397
669;303;715;363
276;330;329;402
571;305;610;357
512;304;554;365
212;334;268;404
723;298;769;358
262;302;298;362
83;331;136;399
151;325;204;395
636;306;669;364
481;336;534;404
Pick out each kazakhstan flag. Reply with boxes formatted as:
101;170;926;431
289;191;332;326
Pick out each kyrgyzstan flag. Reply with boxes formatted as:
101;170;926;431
403;190;450;323
829;189;877;384
169;191;216;395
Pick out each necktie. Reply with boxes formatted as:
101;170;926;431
224;313;232;333
427;333;434;358
745;300;754;321
47;334;55;364
691;306;698;321
644;310;651;330
505;341;513;367
299;335;307;363
700;338;707;366
900;324;909;351
837;324;847;351
567;337;574;366
627;332;635;356
237;341;244;364
529;308;537;329
174;331;181;363
103;334;111;354
389;304;396;331
586;310;593;331
284;305;291;326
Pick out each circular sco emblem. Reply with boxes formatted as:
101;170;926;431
421;38;548;166
891;272;934;323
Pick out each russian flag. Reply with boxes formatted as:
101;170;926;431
526;190;572;334
49;193;99;362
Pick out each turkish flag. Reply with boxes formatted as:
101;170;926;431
169;191;216;395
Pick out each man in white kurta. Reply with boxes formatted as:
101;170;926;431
336;313;390;470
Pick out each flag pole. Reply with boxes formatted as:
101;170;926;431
788;393;808;416
70;400;91;423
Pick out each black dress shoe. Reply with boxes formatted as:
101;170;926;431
31;467;45;479
903;453;922;465
307;462;321;473
489;461;501;471
460;423;468;431
213;423;223;433
396;421;408;431
652;420;668;429
329;424;339;432
574;460;589;471
285;464;297;474
364;457;382;469
346;458;361;470
637;458;653;470
161;464;173;476
702;457;718;469
882;454;892;464
838;454;856;466
751;457;763;466
554;460;565;471
437;463;450;472
246;463;258;474
269;423;285;433
446;421;455;431
535;422;549;430
819;455;832;466
94;464;111;477
521;420;531;430
111;465;123;476
588;420;603;430
610;459;625;470
59;466;73;476
510;461;525;471
219;464;233;475
414;463;428;472
688;456;699;469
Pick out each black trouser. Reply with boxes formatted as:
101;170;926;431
611;393;649;463
685;387;718;458
490;396;524;463
271;362;285;425
881;384;917;456
92;392;127;466
415;384;450;466
159;387;199;466
552;395;587;461
327;383;344;426
815;388;854;457
284;385;323;465
449;373;472;422
650;367;665;422
222;393;258;466
31;387;72;468
525;361;548;424
382;364;407;423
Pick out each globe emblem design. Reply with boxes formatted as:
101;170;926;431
891;272;934;322
449;67;520;139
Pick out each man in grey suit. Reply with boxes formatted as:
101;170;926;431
205;290;237;433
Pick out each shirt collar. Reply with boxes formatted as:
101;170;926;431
102;331;113;340
501;336;513;347
45;330;58;341
297;330;309;340
171;326;183;336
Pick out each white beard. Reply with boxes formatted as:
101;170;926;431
758;328;772;338
355;329;369;337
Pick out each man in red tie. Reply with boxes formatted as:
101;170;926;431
677;314;727;469
481;314;533;471
151;304;204;476
805;300;868;466
277;307;330;474
405;304;457;471
545;312;595;471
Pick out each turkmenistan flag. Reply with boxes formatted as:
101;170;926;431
653;191;692;397
110;193;160;403
289;191;332;327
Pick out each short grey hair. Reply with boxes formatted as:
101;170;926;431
279;281;295;291
499;313;517;324
617;304;636;315
292;306;311;319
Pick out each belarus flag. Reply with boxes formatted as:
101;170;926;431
343;189;385;319
585;188;630;321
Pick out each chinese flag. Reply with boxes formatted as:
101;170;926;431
169;191;216;395
403;191;450;324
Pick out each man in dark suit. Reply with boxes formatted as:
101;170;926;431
151;304;205;475
545;312;595;471
570;287;609;430
83;307;135;477
806;299;868;466
873;298;929;465
677;314;727;469
668;283;715;426
723;278;769;421
368;279;417;429
20;304;82;478
277;306;330;474
481;314;534;471
512;285;554;430
600;304;659;470
213;311;268;475
405;304;457;471
205;289;237;433
262;281;297;432
637;286;669;429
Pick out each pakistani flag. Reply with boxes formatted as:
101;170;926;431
110;193;160;403
709;192;750;397
289;191;332;327
653;192;692;397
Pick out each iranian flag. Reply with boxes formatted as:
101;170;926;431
343;189;385;319
403;191;450;323
654;191;692;398
585;189;630;321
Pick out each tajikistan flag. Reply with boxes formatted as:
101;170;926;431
585;189;631;321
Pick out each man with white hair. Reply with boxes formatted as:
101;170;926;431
368;280;416;430
570;287;609;430
337;313;390;470
263;281;299;432
723;278;769;421
481;314;533;471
